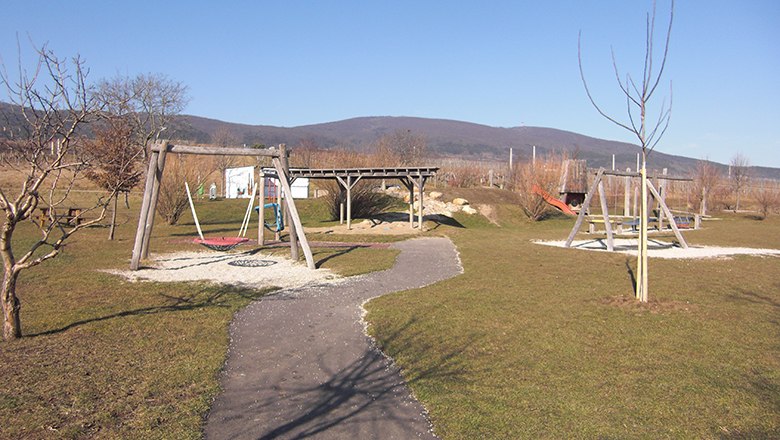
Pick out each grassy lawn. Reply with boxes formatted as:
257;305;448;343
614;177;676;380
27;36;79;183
366;207;780;438
0;195;398;439
2;186;778;439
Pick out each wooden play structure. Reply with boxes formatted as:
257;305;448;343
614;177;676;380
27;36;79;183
261;167;438;230
564;168;698;251
130;142;315;270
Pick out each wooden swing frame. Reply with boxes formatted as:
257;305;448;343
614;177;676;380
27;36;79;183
130;141;315;270
564;168;692;251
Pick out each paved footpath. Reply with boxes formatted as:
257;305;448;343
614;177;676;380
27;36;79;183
205;237;462;439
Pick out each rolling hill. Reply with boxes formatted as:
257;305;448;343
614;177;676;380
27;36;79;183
177;114;780;179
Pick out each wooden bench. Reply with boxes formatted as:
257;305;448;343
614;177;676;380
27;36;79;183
37;207;83;228
588;218;623;234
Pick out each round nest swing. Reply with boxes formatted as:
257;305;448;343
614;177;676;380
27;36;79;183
193;237;251;252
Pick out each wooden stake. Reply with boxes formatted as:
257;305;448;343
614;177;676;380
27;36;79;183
258;174;265;245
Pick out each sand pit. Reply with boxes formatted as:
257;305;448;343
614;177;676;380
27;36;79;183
110;250;341;289
535;238;780;259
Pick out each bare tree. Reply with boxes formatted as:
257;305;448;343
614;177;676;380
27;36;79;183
729;153;750;212
94;73;189;161
375;130;427;166
0;45;114;340
579;0;674;302
83;117;143;239
752;182;779;220
690;160;723;214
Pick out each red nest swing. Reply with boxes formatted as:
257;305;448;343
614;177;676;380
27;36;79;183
186;182;256;252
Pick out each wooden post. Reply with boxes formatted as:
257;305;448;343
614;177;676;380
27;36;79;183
130;150;161;270
647;180;688;249
488;169;494;187
657;168;667;230
633;185;639;221
623;169;631;217
280;144;298;261
141;144;168;259
565;169;605;247
339;201;344;225
701;186;708;216
416;176;425;230
346;175;352;230
272;157;315;270
694;214;701;229
275;179;282;241
258;174;265;246
597;179;614;251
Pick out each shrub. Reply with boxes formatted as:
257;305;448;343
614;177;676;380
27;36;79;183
512;155;565;221
319;180;398;221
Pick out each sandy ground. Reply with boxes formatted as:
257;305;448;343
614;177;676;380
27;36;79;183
536;238;780;259
109;249;341;289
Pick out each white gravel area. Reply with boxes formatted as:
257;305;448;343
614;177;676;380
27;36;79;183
535;238;780;259
109;250;341;289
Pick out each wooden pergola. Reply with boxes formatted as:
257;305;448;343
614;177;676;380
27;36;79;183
266;167;439;230
130;142;315;270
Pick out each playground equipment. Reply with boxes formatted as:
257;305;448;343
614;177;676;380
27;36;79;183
532;184;577;216
131;142;315;270
185;181;254;251
564;168;697;252
256;203;284;232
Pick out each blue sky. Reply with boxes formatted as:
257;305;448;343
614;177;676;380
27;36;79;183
2;1;779;167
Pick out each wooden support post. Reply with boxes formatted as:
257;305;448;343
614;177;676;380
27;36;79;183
130;150;161;270
701;186;707;216
272;157;315;270
415;175;425;230
339;201;344;225
647;180;688;249
694;214;701;229
488;169;494;187
623;174;631;217
258;174;265;246
565;169;605;247
633;185;639;222
657;168;667;230
275;179;282;242
399;177;414;228
280;144;298;261
346;175;352;230
597;179;614;251
141;144;168;259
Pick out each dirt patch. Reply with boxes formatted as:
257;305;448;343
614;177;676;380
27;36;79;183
601;295;697;314
476;204;500;226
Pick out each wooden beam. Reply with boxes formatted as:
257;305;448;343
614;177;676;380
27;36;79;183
258;174;265;246
272;157;316;270
141;144;167;259
565;168;605;247
280;144;298;261
130;151;160;270
150;143;281;157
647;180;688;249
597;179;614;251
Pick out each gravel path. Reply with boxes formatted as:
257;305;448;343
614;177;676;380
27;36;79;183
205;236;462;439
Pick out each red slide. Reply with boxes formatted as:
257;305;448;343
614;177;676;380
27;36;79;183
532;184;577;216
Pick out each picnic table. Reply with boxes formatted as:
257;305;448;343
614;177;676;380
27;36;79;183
37;207;83;227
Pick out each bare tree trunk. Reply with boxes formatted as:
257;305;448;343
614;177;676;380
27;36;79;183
2;267;21;340
108;194;118;240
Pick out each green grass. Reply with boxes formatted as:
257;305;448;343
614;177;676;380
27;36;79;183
366;207;780;439
2;188;779;438
0;195;399;439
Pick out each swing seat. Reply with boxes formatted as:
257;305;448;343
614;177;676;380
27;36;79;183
194;237;250;251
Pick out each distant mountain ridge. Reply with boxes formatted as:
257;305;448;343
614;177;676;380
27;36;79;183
1;101;778;179
176;114;780;179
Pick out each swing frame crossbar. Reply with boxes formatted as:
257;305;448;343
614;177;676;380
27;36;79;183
130;141;315;270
